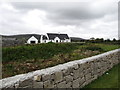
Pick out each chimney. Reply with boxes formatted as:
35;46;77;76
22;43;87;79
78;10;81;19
40;34;43;43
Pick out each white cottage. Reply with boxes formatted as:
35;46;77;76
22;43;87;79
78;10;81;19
26;34;47;44
26;33;71;44
27;36;38;44
45;33;71;43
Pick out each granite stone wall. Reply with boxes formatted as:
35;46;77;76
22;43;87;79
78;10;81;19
1;49;120;89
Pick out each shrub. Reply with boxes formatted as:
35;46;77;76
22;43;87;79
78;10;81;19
2;43;79;62
84;45;104;52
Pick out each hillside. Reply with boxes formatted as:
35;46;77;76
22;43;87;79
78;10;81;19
2;34;41;47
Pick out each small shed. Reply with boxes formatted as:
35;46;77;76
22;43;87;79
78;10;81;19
27;36;38;44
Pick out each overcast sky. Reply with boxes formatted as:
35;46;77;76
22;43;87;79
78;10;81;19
0;0;119;39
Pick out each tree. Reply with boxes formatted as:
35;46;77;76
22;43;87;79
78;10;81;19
95;38;104;43
90;37;95;40
90;37;95;43
105;39;111;42
113;38;116;42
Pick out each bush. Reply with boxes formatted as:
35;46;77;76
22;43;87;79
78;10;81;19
84;45;104;52
2;43;79;62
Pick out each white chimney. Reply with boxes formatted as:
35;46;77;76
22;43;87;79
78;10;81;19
40;34;43;43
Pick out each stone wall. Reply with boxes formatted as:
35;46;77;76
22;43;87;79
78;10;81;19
1;49;120;89
2;40;24;47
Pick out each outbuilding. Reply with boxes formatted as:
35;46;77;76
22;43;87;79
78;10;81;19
27;36;38;44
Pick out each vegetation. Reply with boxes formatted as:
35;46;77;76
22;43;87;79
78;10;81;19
2;43;80;62
89;37;120;45
83;63;120;88
84;45;104;52
2;43;119;78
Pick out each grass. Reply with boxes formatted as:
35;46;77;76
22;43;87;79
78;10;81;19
2;43;80;62
83;63;119;88
2;43;119;78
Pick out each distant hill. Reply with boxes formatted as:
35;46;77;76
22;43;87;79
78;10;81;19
2;34;41;40
70;37;87;42
2;34;87;47
2;34;41;47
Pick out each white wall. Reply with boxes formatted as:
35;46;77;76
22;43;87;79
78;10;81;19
45;39;71;43
45;40;52;43
40;35;43;43
61;39;71;43
66;39;71;42
27;36;38;44
54;37;60;43
46;37;61;43
40;35;48;43
42;40;47;43
39;33;71;43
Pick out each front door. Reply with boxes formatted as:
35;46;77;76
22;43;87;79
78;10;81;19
56;40;58;43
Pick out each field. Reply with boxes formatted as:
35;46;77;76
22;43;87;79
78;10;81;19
83;63;120;88
2;43;119;78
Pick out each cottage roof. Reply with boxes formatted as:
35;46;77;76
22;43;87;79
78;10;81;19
47;33;69;40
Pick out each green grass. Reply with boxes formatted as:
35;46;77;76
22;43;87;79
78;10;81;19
95;44;120;52
2;43;119;63
83;63;120;88
2;43;80;62
2;43;119;78
80;43;119;52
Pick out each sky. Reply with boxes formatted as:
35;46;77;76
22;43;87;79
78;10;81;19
0;0;119;39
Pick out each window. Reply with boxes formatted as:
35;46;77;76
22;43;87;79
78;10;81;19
30;41;35;44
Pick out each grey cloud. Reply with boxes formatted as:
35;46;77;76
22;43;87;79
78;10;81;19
11;2;114;18
0;1;118;39
10;2;118;26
